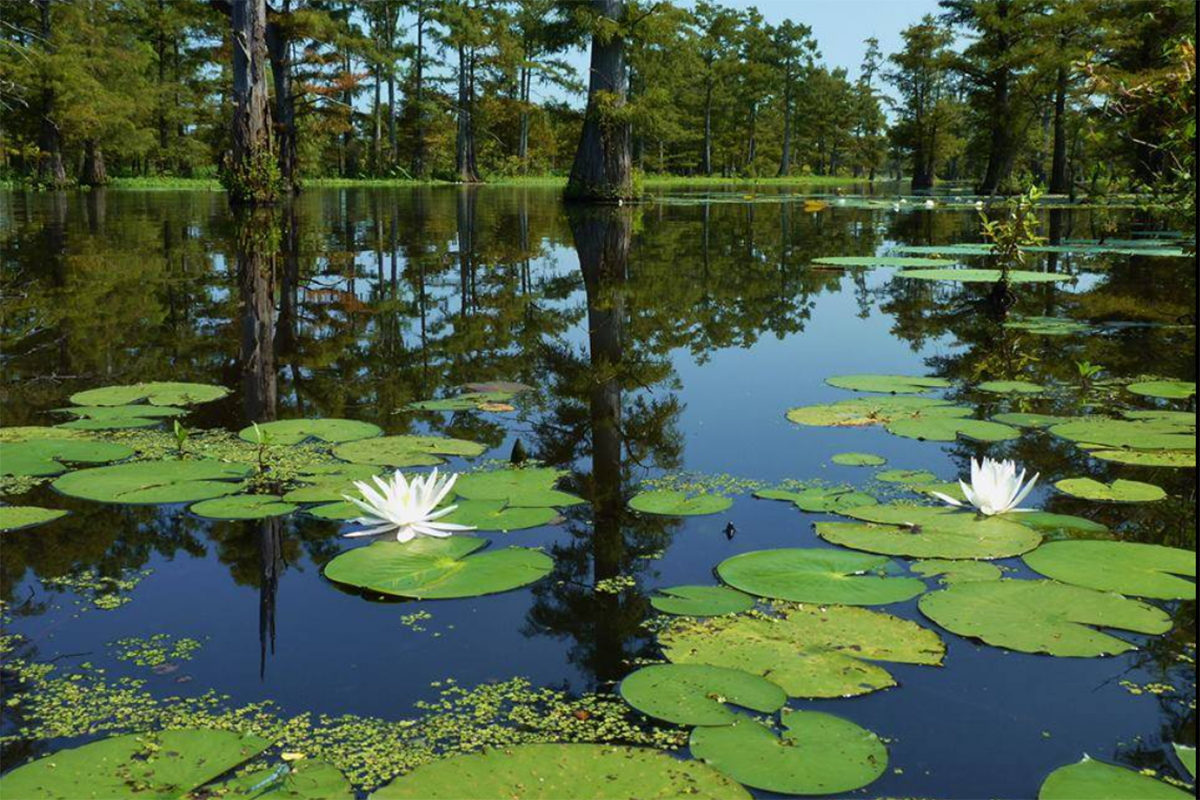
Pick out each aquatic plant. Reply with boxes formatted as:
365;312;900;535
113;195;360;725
930;457;1038;516
341;469;474;542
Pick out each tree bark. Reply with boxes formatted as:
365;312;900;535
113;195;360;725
264;15;297;192
566;0;632;202
455;45;481;182
702;83;713;175
230;0;274;204
1049;65;1069;194
776;78;793;177
411;3;427;178
80;139;108;186
36;0;67;187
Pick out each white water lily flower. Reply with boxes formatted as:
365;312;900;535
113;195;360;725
931;457;1039;516
342;469;475;542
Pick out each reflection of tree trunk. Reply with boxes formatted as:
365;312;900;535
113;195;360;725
456;188;477;316
257;517;284;680
236;209;278;423
573;206;631;685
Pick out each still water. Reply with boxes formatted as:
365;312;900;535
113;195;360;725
0;186;1195;798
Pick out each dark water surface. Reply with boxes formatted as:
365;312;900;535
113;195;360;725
1;186;1195;798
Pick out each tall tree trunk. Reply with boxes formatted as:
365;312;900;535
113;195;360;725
156;0;168;169
518;62;531;164
80;139;107;186
776;79;793;177
702;82;713;175
230;0;275;204
746;103;757;168
978;6;1014;195
566;0;632;202
36;0;67;187
411;5;427;178
373;64;383;175
387;74;397;165
455;46;481;183
1049;66;1069;195
265;14;297;193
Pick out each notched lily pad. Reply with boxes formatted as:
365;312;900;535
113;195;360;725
619;664;787;726
911;559;1002;585
1024;541;1196;600
238;418;382;445
812;256;949;269
825;374;950;394
333;435;486;467
976;379;1045;394
53;460;252;504
438;499;558;531
897;267;1072;284
1055;478;1166;503
69;382;229;407
755;487;877;513
831;452;887;467
1127;380;1196;400
0;438;134;478
1039;756;1193;800
716;548;925;606
650;585;755;616
0;506;68;533
54;404;187;430
629;490;731;516
875;469;937;484
453;468;584;507
819;505;1042;560
190;495;297;520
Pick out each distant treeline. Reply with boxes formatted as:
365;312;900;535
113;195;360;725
0;1;1194;202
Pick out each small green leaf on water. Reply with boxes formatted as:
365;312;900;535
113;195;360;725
629;489;731;516
618;664;786;726
649;585;755;617
976;379;1045;394
716;548;925;606
1055;478;1167;503
1127;380;1196;400
825;374;950;394
876;469;938;484
190;494;298;520
831;452;887;467
0;505;68;533
237;418;383;445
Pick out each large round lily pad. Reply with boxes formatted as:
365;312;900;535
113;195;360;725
371;743;750;800
238;418;382;445
812;256;949;269
825;374;950;394
629;490;732;516
0;438;134;478
190;495;298;520
896;267;1072;284
885;414;1021;443
1018;511;1110;538
55;404;187;431
1127;380;1196;400
659;603;945;698
1049;418;1194;452
831;452;887;467
0;506;68;533
787;396;968;428
650;585;755;616
619;664;787;726
717;548;925;605
69;382;229;407
755;487;877;513
918;579;1172;657
689;710;888;795
323;536;552;599
894;243;995;256
438;499;558;531
0;728;269;799
977;379;1045;394
333;435;486;467
876;469;937;484
911;559;1002;585
818;505;1042;559
282;464;384;503
453;468;584;507
993;412;1072;429
1039;756;1193;800
218;759;353;799
1090;449;1195;468
1024;541;1196;600
1055;478;1166;503
53;460;252;504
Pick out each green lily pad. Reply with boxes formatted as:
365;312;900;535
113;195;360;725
1090;449;1196;468
918;579;1172;657
787;396;969;428
825;374;950;394
1049;418;1195;452
831;452;887;467
992;412;1072;429
977;379;1045;394
306;501;360;521
1024;541;1196;600
218;759;353;799
0;438;134;478
408;391;516;412
896;268;1072;284
914;481;967;503
1003;317;1093;336
190;495;297;520
716;548;925;606
69;381;230;407
819;505;1042;559
453;468;583;507
812;256;950;268
238;418;383;445
689;711;887;795
911;559;1003;585
886;414;1021;443
1055;478;1166;503
660;603;944;698
1176;745;1196;781
53;460;252;504
371;743;750;800
282;464;384;502
1127;380;1196;399
55;404;188;431
323;536;552;599
333;435;486;467
876;469;938;484
1039;756;1193;800
894;243;995;256
619;664;787;726
650;585;756;617
1018;511;1110;537
629;490;731;516
0;506;68;533
0;728;269;799
0;426;86;442
438;499;558;531
755;487;877;513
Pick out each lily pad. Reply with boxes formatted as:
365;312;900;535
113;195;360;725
1003;317;1093;336
630;490;731;516
438;499;558;531
716;548;924;606
190;495;297;520
323;536;552;599
977;379;1045;394
918;579;1172;657
825;374;950;394
660;603;944;698
1090;449;1196;468
811;256;949;268
650;585;756;617
1049;418;1195;452
689;711;887;796
0;426;85;442
1177;745;1196;781
1023;541;1196;600
885;414;1021;443
306;501;360;521
894;243;995;256
787;396;969;428
371;743;750;800
238;418;383;445
454;468;584;507
876;469;937;484
0;438;134;478
896;268;1072;284
55;404;187;430
992;412;1071;429
1018;511;1110;537
53;460;252;504
911;559;1002;585
0;728;269;799
282;464;385;502
333;435;486;467
619;664;787;726
69;381;229;407
0;506;68;533
755;487;877;513
831;452;887;467
819;505;1042;559
1039;756;1193;800
1127;380;1196;399
218;759;353;799
1055;478;1166;503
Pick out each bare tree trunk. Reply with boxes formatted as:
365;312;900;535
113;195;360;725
1049;66;1069;195
776;80;793;177
387;74;397;166
36;0;67;187
265;14;297;193
518;62;531;165
411;3;427;178
455;45;481;182
702;82;713;175
373;64;383;176
230;0;275;204
566;0;632;202
80;139;108;186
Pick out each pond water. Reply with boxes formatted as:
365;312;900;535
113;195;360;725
0;186;1195;798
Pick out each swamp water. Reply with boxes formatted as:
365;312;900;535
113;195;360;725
0;186;1195;798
